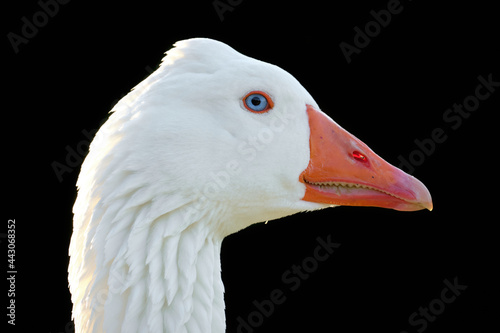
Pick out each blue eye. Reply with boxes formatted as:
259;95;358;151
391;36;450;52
246;94;267;111
243;91;273;113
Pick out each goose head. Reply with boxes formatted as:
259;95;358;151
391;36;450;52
107;38;431;235
70;38;432;332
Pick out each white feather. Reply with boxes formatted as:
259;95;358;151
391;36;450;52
69;38;326;333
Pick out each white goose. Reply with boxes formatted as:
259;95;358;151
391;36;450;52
68;38;432;333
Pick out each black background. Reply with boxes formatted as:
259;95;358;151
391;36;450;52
4;0;499;332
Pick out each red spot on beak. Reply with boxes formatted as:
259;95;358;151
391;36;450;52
352;151;368;163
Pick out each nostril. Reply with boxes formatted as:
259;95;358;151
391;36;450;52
352;151;368;162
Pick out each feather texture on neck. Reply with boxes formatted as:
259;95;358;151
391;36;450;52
70;175;227;332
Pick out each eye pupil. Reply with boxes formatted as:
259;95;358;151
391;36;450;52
251;97;261;106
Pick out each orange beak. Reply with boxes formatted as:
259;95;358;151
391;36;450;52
300;105;433;212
